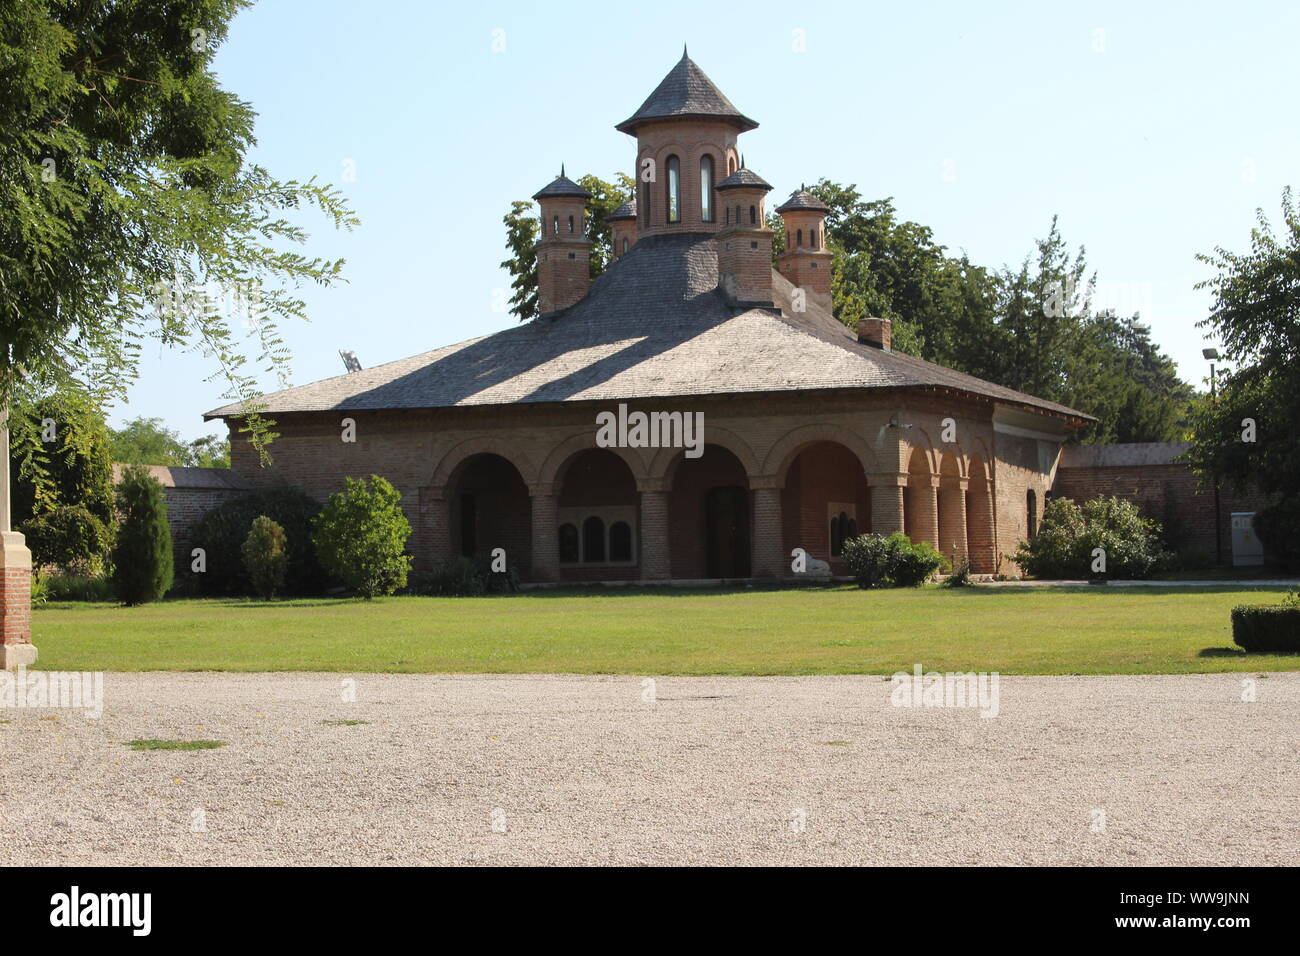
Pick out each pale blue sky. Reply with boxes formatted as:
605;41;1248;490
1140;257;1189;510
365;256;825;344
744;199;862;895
116;0;1300;442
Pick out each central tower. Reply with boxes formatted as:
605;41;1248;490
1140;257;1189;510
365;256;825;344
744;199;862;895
616;50;758;240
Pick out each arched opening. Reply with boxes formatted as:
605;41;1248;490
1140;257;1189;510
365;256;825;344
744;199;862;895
567;214;575;233
749;204;756;224
780;441;870;573
621;237;628;254
667;444;751;579
1026;489;1038;539
447;453;531;572
811;227;819;249
797;228;803;248
552;215;559;236
700;154;714;222
937;451;967;565
556;448;639;580
665;155;680;223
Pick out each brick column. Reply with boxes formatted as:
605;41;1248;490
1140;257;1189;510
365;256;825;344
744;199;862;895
529;484;559;583
1;411;35;669
418;487;452;573
966;484;997;574
867;472;907;535
638;484;670;580
750;479;784;578
906;475;940;548
938;478;970;564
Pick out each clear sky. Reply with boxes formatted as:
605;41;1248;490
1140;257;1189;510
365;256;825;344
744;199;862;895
115;0;1300;442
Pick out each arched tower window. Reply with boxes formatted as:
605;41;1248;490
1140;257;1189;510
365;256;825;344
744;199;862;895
568;215;575;234
552;215;559;236
797;229;803;248
665;155;680;223
749;205;756;224
621;237;628;254
725;207;730;225
1026;490;1038;538
811;227;818;249
700;155;714;222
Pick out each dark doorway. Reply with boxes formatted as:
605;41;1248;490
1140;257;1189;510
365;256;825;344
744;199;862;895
705;486;751;577
459;493;477;556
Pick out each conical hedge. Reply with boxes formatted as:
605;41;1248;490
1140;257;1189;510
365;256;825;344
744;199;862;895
111;465;173;605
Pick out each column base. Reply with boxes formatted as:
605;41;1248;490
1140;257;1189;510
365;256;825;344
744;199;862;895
0;642;37;670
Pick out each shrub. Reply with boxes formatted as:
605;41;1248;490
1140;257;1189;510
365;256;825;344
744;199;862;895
241;515;288;600
1254;499;1300;573
944;556;972;588
842;532;944;588
411;556;484;597
312;475;412;599
18;504;114;574
44;571;116;602
1231;598;1300;652
110;465;173;605
187;485;329;595
1013;496;1170;579
30;570;49;607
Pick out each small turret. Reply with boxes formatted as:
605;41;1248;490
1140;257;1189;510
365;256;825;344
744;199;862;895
532;167;593;317
776;188;833;309
607;198;637;259
715;165;774;308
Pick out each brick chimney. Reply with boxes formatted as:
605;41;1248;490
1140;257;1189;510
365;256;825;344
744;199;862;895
776;188;833;312
533;167;592;317
714;166;774;308
858;317;892;350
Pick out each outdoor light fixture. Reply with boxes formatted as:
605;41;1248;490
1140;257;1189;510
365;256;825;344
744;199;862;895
339;349;362;373
1202;348;1221;360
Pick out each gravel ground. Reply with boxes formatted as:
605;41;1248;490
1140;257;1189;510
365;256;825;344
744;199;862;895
1;672;1296;866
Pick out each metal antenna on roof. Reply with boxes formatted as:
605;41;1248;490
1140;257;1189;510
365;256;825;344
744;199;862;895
560;163;566;179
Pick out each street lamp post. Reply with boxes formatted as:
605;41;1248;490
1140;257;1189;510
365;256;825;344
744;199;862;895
1203;348;1222;566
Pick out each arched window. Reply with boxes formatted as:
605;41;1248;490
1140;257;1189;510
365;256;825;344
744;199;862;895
700;155;714;222
811;227;818;249
568;215;575;234
727;155;736;174
725;207;730;225
558;523;579;564
665;155;680;223
583;516;606;562
609;522;633;562
552;215;559;236
735;205;741;223
749;204;756;224
797;229;803;248
621;237;628;254
1027;490;1038;538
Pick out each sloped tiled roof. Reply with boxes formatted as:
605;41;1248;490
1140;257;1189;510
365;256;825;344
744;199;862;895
717;168;772;191
111;464;250;490
205;233;1094;424
607;199;637;221
615;52;758;134
532;171;591;200
776;189;831;213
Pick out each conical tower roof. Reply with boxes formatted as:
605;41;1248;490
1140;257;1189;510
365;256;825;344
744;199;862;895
532;166;592;201
616;50;758;135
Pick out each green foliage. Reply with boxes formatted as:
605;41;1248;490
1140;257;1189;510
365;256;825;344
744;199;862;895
1013;496;1170;579
1186;189;1300;502
312;475;412;599
109;416;230;468
110;464;173;605
44;570;116;602
241;515;287;600
1231;603;1300;652
944;556;972;587
8;395;115;529
841;532;944;588
18;504;114;574
0;0;357;460
187;485;327;595
411;556;484;597
30;570;49;607
502;172;635;320
1254;499;1300;573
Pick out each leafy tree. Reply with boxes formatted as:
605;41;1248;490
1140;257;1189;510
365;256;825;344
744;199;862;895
0;0;357;474
241;514;286;599
111;464;173;604
501;172;634;321
1186;188;1300;568
109;416;230;467
9;394;115;530
18;503;114;574
312;475;412;599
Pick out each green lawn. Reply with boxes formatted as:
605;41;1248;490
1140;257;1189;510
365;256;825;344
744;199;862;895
28;584;1300;675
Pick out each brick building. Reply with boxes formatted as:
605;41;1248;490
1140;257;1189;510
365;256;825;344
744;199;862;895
206;52;1097;582
110;465;250;571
